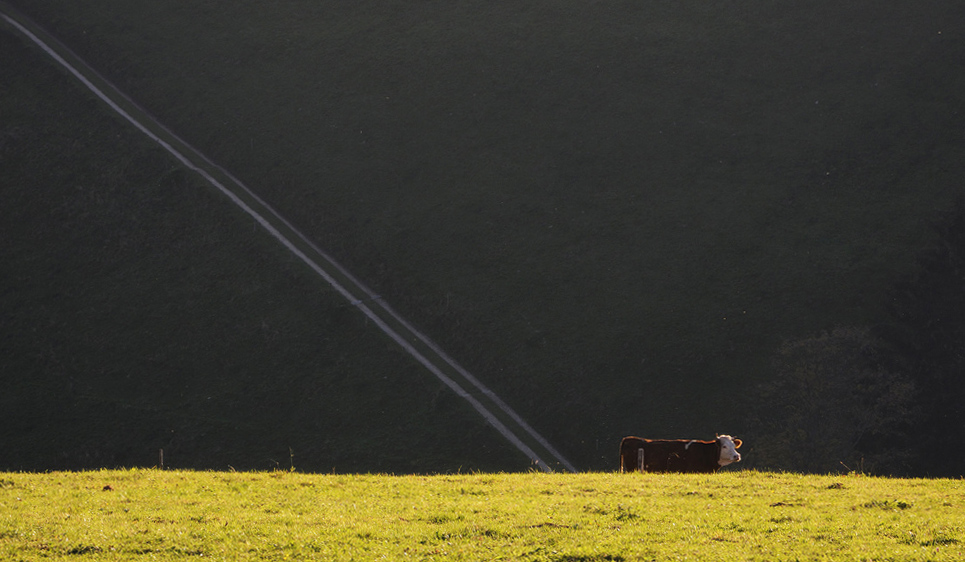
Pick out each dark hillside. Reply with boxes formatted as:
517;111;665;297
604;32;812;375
0;29;517;473
5;0;965;470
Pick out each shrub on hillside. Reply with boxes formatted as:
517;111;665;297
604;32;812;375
880;198;965;476
749;327;916;475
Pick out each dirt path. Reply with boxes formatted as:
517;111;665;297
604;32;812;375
1;3;576;473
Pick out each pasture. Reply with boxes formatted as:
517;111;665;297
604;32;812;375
1;470;963;560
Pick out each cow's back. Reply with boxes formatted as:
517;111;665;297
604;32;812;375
666;440;719;473
620;437;721;473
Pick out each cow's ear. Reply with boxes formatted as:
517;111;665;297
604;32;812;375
734;438;742;449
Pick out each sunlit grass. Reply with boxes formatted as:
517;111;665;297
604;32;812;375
1;471;963;560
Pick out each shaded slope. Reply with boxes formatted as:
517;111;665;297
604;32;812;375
0;28;521;473
6;0;965;469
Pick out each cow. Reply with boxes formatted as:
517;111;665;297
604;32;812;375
620;434;743;473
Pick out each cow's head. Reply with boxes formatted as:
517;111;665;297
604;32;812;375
716;434;742;467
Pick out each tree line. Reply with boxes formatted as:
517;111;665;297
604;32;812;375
750;199;964;477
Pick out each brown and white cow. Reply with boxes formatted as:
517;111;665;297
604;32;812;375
619;435;743;473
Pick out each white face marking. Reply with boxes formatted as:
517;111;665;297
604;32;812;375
717;435;742;466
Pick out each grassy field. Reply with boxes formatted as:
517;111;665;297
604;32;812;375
1;470;963;561
2;0;964;471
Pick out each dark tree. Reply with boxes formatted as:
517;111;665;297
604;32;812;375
881;198;965;476
750;327;916;475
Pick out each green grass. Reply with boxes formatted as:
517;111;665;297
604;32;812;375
1;471;963;560
3;0;965;471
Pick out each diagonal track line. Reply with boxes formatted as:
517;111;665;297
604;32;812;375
1;3;576;473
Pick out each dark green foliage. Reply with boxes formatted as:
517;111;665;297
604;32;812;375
746;201;964;476
881;200;965;476
0;30;518;473
748;327;916;475
3;0;965;472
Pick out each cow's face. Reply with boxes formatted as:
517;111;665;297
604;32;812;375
717;435;742;466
